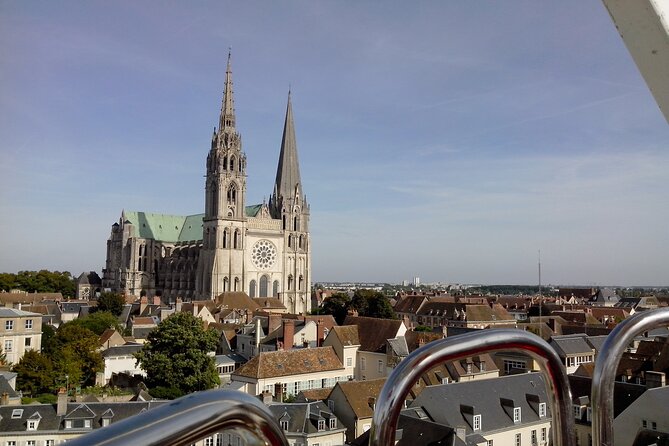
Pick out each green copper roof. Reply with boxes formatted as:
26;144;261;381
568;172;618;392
124;205;264;242
124;212;204;242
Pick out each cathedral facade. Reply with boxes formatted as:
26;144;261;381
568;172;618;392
102;55;311;314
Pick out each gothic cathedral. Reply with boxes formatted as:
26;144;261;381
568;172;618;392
102;54;311;314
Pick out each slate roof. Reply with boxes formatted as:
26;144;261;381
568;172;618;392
268;401;343;435
0;307;42;318
632;429;669;446
0;401;167;435
568;375;646;418
232;346;343;379
101;344;143;358
343;316;403;353
76;271;102;286
0;376;20;399
332;378;386;419
406;373;551;437
550;335;595;357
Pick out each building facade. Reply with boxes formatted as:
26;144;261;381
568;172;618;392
0;308;42;365
102;54;311;314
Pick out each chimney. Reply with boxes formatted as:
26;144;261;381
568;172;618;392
274;383;284;402
283;319;295;350
255;318;262;352
317;319;325;347
368;397;376;410
176;297;183;312
193;302;199;316
57;388;68;416
269;313;282;333
455;426;466;442
262;390;273;405
0;393;8;406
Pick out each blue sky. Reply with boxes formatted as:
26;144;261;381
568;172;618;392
1;1;667;286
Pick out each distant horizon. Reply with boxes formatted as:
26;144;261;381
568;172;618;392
2;2;668;286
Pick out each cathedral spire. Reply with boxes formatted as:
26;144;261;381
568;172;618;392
219;50;236;132
273;91;303;212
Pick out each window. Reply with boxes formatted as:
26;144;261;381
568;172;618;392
515;433;521;446
102;417;111;427
473;414;482;431
328;400;335;411
5;320;13;330
25;337;31;347
204;437;214;446
280;419;289;430
11;409;23;419
25;319;33;329
27;420;38;430
541;427;547;442
26;442;35;446
503;359;526;374
531;429;537;444
378;360;383;373
46;441;55;446
361;357;366;371
259;275;269;297
652;421;657;430
513;407;521;423
6;441;16;446
487;441;493;446
4;340;12;353
539;402;547;418
273;280;280;297
346;357;352;367
249;280;256;298
318;419;325;431
573;405;582;419
329;418;336;429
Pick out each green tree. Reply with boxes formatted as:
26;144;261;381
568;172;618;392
353;289;396;319
70;311;123;335
319;293;351;325
135;312;220;398
95;292;125;316
12;350;55;396
0;345;6;366
50;323;103;388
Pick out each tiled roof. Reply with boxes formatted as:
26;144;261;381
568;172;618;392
215;292;261;311
330;325;360;346
393;296;429;314
232;346;343;379
334;378;386;418
343;316;403;353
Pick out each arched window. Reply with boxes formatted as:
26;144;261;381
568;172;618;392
234;277;239;292
223;229;229;248
273;280;279;297
223;277;229;292
259;275;269;297
299;275;304;291
299;235;304;249
223;156;228;170
294;216;299;231
230;156;235;172
212;187;218;215
288;235;292;248
227;184;237;206
249;280;257;298
282;215;286;230
233;229;239;249
288;275;293;291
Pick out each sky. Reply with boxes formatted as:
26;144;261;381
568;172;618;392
1;1;668;286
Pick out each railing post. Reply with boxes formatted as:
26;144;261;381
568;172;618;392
369;329;576;446
591;307;669;446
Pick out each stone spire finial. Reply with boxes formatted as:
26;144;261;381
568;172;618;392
219;50;236;132
272;91;304;216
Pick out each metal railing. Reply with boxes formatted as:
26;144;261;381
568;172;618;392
65;308;669;446
368;329;576;446
591;307;669;446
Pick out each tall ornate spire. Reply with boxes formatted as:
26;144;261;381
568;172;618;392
219;50;236;132
273;90;303;212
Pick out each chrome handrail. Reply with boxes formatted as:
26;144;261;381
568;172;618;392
369;329;576;446
591;307;669;446
66;389;289;446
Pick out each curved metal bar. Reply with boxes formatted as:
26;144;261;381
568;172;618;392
66;389;289;446
369;329;575;446
592;307;669;446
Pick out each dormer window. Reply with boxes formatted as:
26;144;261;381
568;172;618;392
329;418;336;429
318;419;325;431
513;407;521;423
539;402;547;418
11;409;23;419
280;420;289;430
473;414;482;431
27;420;38;430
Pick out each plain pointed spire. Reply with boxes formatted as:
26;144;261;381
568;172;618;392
273;91;304;207
219;50;236;132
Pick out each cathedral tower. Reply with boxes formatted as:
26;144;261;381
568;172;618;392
270;92;311;313
197;52;248;298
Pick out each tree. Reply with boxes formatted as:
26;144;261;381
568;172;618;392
49;323;103;388
12;350;55;396
353;289;396;319
135;312;220;398
95;292;125;316
71;311;123;335
0;345;6;366
319;293;351;325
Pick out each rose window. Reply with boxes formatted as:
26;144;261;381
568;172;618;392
251;240;277;269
